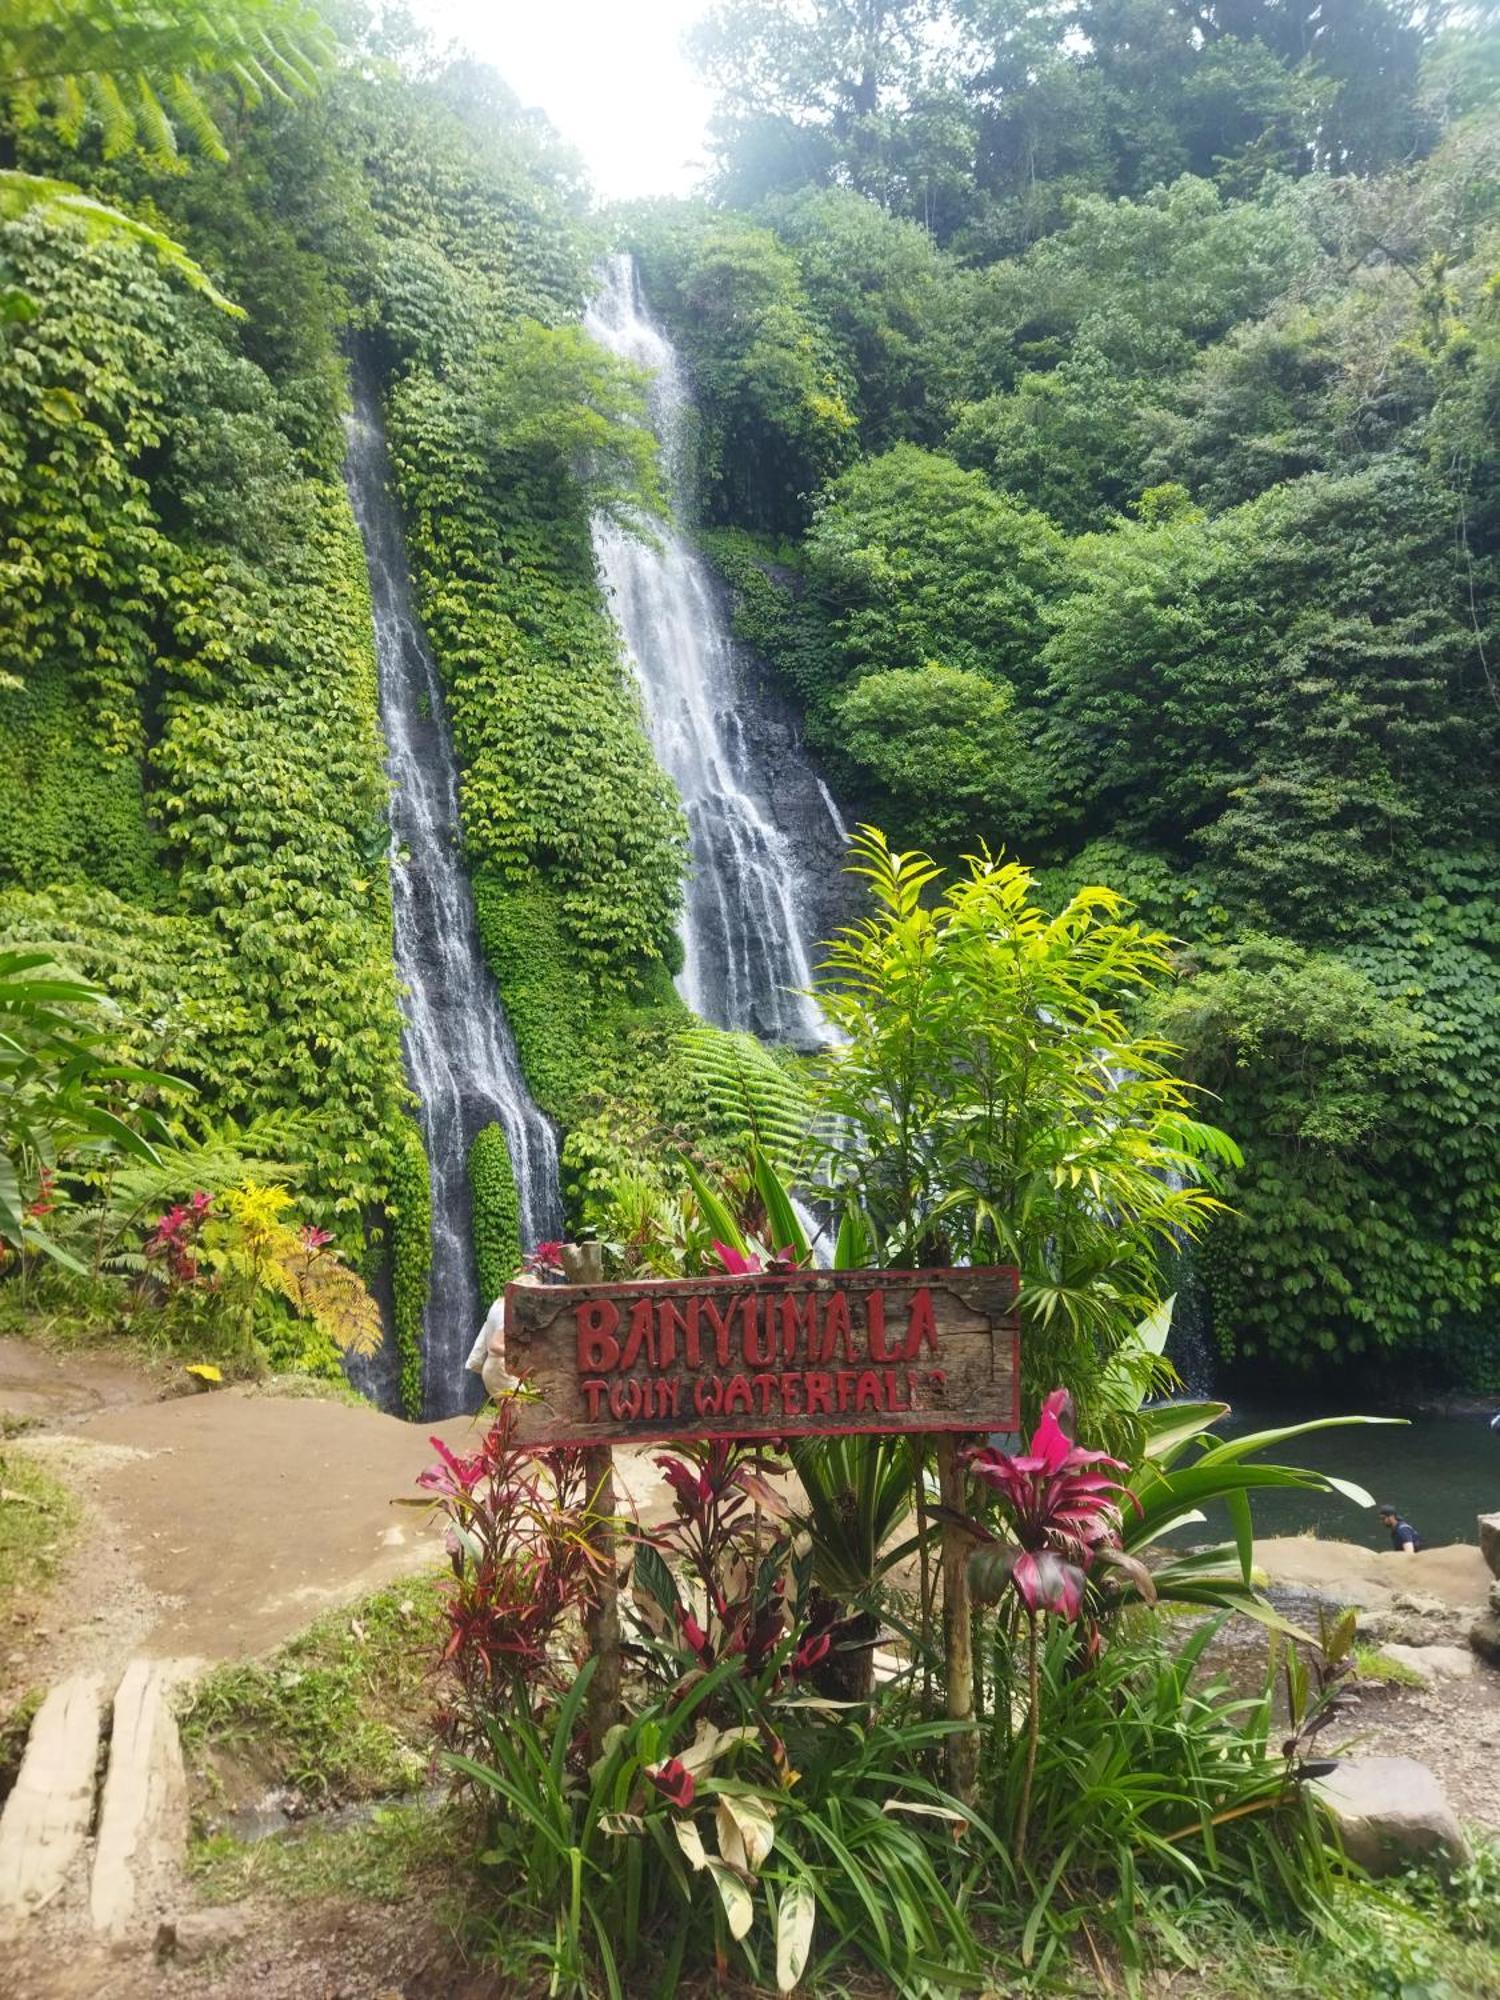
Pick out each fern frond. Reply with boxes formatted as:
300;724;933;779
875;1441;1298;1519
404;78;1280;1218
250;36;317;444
134;76;177;161
676;1025;812;1170
89;73;135;159
165;73;229;162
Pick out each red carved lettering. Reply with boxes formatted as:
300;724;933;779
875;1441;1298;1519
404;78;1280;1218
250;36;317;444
821;1291;854;1363
903;1288;938;1359
577;1299;620;1371
609;1378;643;1420
835;1369;860;1410
804;1371;833;1415
657;1299;699;1369
703;1296;737;1366
744;1296;777;1367
780;1293;819;1362
752;1372;779;1413
855;1370;885;1412
620;1297;655;1370
723;1374;754;1416
866;1290;899;1362
780;1372;804;1417
695;1376;724;1417
582;1379;609;1420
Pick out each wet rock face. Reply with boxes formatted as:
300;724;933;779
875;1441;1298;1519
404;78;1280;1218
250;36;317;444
1312;1755;1471;1876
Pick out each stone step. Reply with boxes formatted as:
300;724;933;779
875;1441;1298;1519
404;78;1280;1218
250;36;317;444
0;1674;104;1923
90;1658;188;1937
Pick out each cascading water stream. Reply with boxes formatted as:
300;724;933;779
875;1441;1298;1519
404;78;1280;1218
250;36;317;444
344;372;562;1419
585;255;842;1048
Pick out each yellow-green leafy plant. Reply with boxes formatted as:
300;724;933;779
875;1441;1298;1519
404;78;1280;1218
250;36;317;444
201;1185;382;1365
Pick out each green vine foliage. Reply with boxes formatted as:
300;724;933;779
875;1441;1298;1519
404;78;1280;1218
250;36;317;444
469;1123;521;1309
387;1114;431;1419
0;199;413;1283
385;357;685;982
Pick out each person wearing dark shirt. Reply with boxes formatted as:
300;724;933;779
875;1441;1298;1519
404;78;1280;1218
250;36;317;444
1378;1503;1421;1552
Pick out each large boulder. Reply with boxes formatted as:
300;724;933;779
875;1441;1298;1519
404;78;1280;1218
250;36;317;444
1479;1512;1500;1581
1312;1757;1470;1877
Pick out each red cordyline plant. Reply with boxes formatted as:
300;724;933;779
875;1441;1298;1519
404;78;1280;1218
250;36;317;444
144;1188;213;1285
964;1388;1149;1859
415;1399;609;1756
633;1439;857;1714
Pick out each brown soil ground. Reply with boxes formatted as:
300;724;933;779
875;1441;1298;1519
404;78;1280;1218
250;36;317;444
1;1339;676;1706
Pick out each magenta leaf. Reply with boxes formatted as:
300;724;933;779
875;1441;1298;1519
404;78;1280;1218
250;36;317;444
1013;1550;1086;1620
711;1240;762;1275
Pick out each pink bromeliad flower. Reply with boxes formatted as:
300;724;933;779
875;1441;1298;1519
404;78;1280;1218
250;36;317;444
711;1239;762;1275
966;1389;1130;1621
417;1434;486;1499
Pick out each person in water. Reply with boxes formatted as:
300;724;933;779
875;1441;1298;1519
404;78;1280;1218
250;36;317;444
1379;1503;1422;1553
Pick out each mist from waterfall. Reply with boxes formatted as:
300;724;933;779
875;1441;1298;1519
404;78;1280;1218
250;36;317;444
585;254;835;1048
344;373;561;1419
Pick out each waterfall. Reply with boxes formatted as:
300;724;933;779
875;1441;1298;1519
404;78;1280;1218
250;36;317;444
585;255;842;1048
344;373;562;1419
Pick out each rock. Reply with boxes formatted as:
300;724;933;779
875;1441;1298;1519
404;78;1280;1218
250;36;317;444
155;1907;250;1964
1312;1756;1470;1877
1489;1577;1500;1613
1363;1607;1458;1647
1469;1611;1500;1667
1379;1642;1476;1683
1478;1511;1500;1580
1392;1591;1450;1621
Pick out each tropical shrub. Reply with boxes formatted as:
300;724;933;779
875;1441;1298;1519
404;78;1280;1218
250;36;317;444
808;829;1238;1427
0;948;180;1276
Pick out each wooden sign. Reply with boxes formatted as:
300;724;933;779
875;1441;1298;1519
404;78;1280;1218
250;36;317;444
502;1265;1020;1447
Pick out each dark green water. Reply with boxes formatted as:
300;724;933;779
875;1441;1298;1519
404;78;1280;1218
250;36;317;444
1175;1404;1500;1550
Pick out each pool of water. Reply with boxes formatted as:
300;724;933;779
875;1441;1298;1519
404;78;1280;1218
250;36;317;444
1167;1402;1500;1550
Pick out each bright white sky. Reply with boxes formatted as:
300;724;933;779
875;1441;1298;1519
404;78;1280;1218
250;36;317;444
417;0;716;201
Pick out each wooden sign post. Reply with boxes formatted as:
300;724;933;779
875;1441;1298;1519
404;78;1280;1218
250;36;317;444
509;1258;1021;1783
503;1265;1021;1447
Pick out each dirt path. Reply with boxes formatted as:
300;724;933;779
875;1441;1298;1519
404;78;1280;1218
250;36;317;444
2;1343;678;1710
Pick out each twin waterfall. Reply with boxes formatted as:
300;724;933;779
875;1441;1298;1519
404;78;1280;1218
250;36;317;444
345;377;561;1418
346;257;841;1416
586;255;838;1045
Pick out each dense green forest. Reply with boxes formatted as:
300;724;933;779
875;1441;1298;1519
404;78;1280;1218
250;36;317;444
625;0;1500;1389
2;0;1498;1394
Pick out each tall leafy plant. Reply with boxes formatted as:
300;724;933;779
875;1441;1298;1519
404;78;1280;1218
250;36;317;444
810;828;1240;1422
0;948;180;1272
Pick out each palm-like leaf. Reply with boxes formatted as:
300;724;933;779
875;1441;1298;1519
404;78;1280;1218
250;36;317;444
2;0;333;164
0;947;189;1267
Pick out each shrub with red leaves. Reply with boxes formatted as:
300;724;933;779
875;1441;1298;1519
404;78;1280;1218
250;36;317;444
144;1190;213;1286
419;1399;608;1752
633;1438;861;1704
